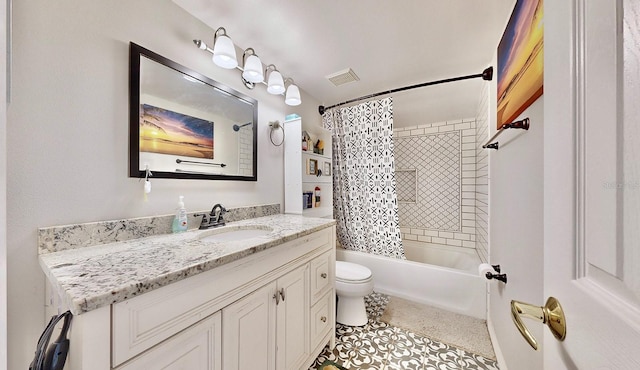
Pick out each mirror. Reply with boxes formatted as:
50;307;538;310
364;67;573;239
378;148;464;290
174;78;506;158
129;42;258;181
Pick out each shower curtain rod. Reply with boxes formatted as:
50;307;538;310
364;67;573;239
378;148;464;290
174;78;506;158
318;66;493;115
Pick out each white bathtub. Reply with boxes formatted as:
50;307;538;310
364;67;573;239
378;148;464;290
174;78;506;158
336;240;487;319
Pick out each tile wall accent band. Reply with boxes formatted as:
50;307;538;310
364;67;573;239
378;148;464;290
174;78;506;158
38;203;281;254
400;229;476;249
238;127;253;176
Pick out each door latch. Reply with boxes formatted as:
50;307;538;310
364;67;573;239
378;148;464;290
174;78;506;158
511;296;567;350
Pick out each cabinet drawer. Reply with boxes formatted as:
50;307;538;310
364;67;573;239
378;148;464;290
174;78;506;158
115;311;221;370
310;250;333;304
310;290;334;349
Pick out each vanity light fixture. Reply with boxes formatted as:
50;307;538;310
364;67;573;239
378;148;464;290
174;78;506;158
241;48;264;84
284;78;301;106
266;64;286;95
193;27;301;106
212;27;238;69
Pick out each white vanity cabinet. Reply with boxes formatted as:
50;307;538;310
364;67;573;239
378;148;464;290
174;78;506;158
223;264;309;370
59;225;336;370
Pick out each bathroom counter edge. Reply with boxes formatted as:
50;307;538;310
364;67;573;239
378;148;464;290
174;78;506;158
39;214;335;315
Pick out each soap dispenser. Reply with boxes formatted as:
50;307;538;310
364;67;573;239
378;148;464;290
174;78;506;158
172;195;188;233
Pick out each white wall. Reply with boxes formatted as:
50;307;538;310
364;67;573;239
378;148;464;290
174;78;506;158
475;85;489;263
6;1;320;368
488;90;544;368
0;0;7;368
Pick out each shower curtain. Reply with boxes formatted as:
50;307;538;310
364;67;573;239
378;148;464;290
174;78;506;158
322;97;405;259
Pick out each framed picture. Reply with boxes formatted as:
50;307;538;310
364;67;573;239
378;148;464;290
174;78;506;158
496;0;543;128
323;161;331;176
307;158;318;175
140;104;214;158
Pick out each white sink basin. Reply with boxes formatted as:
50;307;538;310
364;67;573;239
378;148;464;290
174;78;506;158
198;225;273;242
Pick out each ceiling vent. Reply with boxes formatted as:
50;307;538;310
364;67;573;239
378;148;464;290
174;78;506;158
325;68;360;87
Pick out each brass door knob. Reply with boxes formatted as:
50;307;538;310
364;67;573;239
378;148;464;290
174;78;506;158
511;297;567;350
321;273;327;279
320;316;327;323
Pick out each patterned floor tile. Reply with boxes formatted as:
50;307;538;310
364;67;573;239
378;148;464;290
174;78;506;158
456;348;500;370
308;346;339;369
422;339;461;370
345;353;387;369
312;292;500;370
365;291;390;320
386;354;425;370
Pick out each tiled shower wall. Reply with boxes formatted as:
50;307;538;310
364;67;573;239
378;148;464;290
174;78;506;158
393;119;476;250
475;87;490;263
238;126;253;176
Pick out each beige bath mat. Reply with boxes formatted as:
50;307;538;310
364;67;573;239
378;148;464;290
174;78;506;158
380;295;496;360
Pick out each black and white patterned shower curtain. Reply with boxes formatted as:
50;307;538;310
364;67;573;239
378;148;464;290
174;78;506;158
322;97;405;259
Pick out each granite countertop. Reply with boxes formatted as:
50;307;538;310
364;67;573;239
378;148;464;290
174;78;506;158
39;214;335;315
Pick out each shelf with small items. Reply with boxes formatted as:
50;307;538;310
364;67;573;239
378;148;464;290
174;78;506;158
302;152;332;184
301;187;331;218
302;150;331;161
284;115;333;219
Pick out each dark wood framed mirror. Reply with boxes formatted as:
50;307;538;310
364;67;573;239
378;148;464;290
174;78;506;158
129;42;258;181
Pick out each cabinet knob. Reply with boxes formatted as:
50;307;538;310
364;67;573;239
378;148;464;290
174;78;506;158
321;273;327;279
273;292;280;304
320;316;327;323
279;288;285;302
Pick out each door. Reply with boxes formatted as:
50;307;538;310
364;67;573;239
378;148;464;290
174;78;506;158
223;282;277;370
540;0;640;368
276;264;310;370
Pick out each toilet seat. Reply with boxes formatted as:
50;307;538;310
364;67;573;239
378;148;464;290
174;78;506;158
336;261;372;283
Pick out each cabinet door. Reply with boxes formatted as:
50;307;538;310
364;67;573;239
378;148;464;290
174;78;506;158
276;264;310;370
115;311;221;370
222;282;277;370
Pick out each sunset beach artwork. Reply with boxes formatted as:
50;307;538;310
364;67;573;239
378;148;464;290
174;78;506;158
139;104;214;159
497;0;543;129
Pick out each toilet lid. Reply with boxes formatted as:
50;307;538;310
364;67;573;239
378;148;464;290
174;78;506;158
336;261;372;282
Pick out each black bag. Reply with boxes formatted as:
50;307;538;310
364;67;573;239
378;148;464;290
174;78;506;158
29;311;72;370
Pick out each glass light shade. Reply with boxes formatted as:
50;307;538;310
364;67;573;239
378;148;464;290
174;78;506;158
267;70;285;94
285;84;302;106
242;55;264;83
212;35;238;69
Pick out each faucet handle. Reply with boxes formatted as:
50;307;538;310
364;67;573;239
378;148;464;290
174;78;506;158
194;213;210;226
211;203;227;215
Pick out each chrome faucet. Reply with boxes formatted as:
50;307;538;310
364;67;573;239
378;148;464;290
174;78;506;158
194;204;227;229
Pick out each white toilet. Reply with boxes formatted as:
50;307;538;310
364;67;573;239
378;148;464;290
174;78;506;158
335;261;374;326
